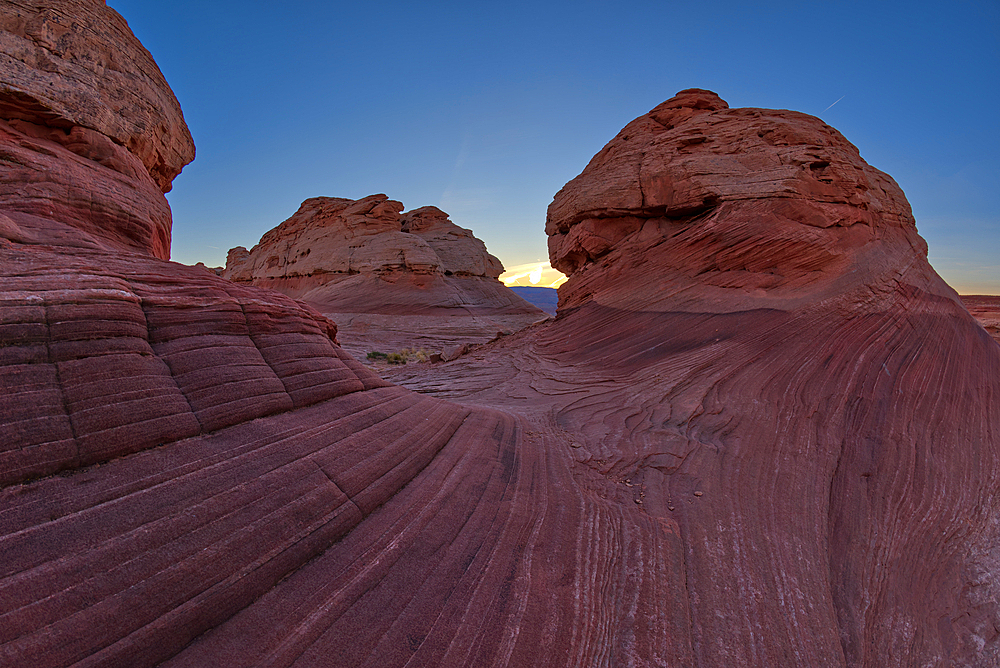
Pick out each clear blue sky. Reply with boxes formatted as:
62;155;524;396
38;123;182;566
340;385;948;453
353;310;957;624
107;0;999;294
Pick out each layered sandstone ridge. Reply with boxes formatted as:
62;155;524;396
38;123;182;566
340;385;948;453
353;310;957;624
224;195;545;359
225;194;504;285
0;0;194;259
0;5;546;666
3;4;999;664
387;91;1000;666
547;88;942;314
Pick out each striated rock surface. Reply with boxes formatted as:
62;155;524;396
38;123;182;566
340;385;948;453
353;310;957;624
3;8;998;665
0;0;194;259
962;294;1000;344
0;5;538;667
224;195;546;360
388;89;1000;667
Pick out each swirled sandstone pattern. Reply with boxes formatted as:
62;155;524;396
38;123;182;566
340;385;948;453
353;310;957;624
2;4;999;665
389;90;1000;667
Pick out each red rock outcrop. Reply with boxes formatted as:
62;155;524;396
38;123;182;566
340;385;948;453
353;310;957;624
962;294;1000;343
0;0;194;259
388;90;1000;666
224;195;546;359
3;6;998;664
0;4;539;666
224;195;505;291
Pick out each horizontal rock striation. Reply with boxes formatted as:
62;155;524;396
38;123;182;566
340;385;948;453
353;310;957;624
962;294;1000;344
0;0;194;259
0;244;392;486
0;0;194;191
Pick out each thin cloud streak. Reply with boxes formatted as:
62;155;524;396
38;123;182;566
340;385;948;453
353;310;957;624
823;95;845;112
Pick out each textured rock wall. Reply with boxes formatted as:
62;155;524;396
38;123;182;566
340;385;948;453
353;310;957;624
0;5;548;667
0;0;194;259
224;194;504;284
391;90;1000;666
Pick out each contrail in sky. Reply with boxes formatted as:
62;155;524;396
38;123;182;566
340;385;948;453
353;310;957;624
823;95;845;112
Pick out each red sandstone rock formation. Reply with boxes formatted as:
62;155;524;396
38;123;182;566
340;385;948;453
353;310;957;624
0;4;541;667
2;4;998;665
388;90;1000;666
0;0;194;259
961;294;1000;344
224;195;545;359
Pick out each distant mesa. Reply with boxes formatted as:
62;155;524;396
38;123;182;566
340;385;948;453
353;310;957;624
224;194;546;359
224;194;506;293
508;285;559;315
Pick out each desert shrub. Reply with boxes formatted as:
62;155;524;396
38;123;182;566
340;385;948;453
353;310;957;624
367;348;433;365
399;348;429;363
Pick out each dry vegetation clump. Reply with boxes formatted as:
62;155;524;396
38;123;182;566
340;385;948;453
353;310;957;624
366;348;432;365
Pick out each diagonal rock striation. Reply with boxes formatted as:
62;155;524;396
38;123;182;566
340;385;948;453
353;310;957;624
392;89;1000;666
1;4;998;666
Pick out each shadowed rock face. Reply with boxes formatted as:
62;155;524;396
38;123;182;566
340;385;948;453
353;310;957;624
2;7;999;667
0;0;194;259
224;195;546;360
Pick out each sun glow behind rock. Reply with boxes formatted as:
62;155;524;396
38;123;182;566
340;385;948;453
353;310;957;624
500;262;567;289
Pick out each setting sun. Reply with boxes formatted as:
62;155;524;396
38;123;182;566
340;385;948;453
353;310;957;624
500;262;566;289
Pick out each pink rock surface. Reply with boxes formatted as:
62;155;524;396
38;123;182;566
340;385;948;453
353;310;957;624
0;0;195;191
2;6;999;666
224;195;505;285
388;90;1000;666
961;294;1000;343
0;0;194;260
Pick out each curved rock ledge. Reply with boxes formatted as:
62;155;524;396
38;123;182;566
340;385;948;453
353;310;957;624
1;5;998;666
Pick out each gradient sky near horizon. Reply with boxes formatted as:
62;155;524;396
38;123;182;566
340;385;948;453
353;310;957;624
108;0;999;294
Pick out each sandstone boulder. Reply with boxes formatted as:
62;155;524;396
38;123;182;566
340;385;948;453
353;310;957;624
0;0;194;259
390;90;1000;666
224;195;504;284
224;195;544;360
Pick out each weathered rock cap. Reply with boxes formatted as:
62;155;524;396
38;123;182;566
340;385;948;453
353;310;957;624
224;194;504;282
546;88;917;277
0;1;195;191
653;88;729;112
0;1;195;260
